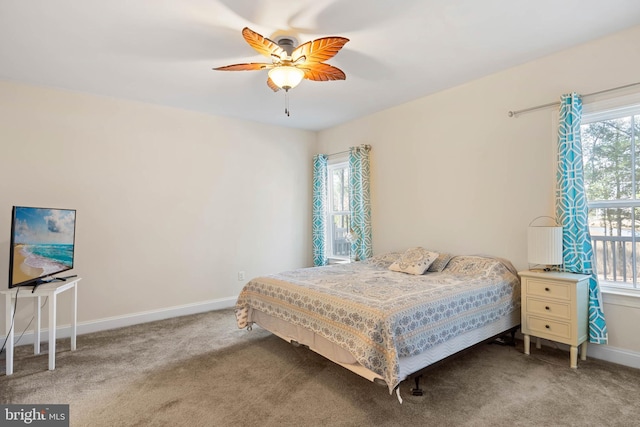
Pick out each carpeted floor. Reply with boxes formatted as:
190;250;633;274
2;309;640;426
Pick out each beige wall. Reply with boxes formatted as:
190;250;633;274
0;81;316;332
2;24;640;366
318;25;640;361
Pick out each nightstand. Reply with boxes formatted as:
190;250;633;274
518;270;590;368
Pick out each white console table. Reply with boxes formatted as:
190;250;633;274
2;277;81;375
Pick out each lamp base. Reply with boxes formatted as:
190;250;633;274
528;264;556;272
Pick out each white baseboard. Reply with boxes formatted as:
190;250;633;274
586;343;640;370
11;301;640;371
11;296;237;347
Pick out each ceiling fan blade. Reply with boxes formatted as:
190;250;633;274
301;63;346;82
213;63;272;71
267;77;281;92
291;37;349;64
242;27;286;59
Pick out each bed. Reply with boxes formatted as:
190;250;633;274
235;249;521;398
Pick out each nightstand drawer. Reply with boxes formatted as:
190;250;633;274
526;297;571;320
526;279;570;300
526;315;572;340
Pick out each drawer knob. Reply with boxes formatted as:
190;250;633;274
544;287;550;292
545;306;550;310
545;325;550;329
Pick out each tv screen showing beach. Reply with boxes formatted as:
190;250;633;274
9;206;76;288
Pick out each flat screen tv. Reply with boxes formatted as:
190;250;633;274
8;206;76;290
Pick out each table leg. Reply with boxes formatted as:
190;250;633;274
524;334;530;355
34;296;41;355
570;345;578;368
48;293;57;370
580;341;588;361
5;293;14;375
71;283;77;351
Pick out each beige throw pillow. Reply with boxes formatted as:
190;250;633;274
389;247;439;275
427;253;455;272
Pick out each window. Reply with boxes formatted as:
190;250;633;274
582;101;640;289
326;160;350;261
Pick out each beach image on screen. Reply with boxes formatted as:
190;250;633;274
11;207;76;286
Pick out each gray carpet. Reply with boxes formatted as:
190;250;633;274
2;309;640;426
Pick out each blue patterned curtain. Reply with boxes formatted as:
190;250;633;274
313;154;328;266
555;93;608;344
349;145;372;261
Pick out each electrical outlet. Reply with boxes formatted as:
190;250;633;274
238;271;245;281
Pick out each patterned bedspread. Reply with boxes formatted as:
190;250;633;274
235;254;521;393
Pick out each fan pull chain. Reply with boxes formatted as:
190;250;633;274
284;90;290;117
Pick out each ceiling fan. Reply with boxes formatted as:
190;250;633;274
214;27;349;116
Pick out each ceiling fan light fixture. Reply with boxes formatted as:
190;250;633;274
268;66;305;90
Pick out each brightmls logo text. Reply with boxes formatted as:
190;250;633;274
1;405;69;426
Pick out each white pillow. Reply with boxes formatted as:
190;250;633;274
389;247;439;275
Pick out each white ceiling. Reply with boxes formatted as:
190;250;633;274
2;0;640;131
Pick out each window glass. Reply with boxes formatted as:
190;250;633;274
331;167;349;212
583;117;633;200
326;161;350;261
582;105;640;288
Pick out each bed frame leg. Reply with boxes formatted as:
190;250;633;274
410;375;424;396
490;326;519;347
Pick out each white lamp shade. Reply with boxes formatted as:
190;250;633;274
528;226;563;265
268;66;305;90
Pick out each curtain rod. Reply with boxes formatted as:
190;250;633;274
507;81;640;117
327;149;349;158
326;144;372;157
